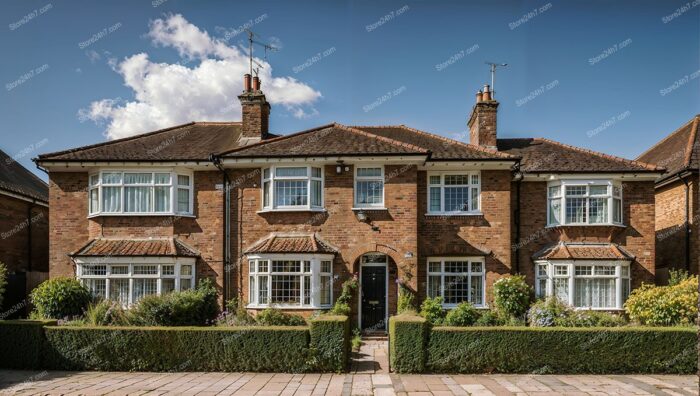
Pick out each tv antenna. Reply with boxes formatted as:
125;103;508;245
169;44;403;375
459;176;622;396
485;62;508;96
245;29;278;77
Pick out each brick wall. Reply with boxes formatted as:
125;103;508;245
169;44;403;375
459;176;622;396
49;172;89;277
0;194;48;274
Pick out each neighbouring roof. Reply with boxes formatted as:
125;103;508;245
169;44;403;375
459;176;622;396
0;149;48;202
71;238;199;257
498;138;664;174
36;122;245;162
636;115;700;183
244;233;338;255
533;242;634;261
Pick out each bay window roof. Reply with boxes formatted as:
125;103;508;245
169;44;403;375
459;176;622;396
244;233;338;255
71;238;199;258
533;242;634;261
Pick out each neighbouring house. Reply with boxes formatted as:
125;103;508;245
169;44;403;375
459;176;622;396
636;115;699;282
0;149;49;318
35;76;663;331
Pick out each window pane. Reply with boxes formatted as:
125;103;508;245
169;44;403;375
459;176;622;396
84;279;106;299
312;167;322;178
154;173;171;184
613;198;622;223
470;262;483;273
272;260;301;272
263;168;270;179
537;264;548;277
162;265;175;275
89;189;99;214
263;181;271;208
428;175;441;185
537;278;547;298
258;261;269;272
428;262;441;273
574;278;615;308
177;175;190;186
320;276;331;305
180;278;192;290
133;265;158;275
109;279;129;305
554;265;569;276
590;185;608;195
249;260;256;273
613;185;621;197
249;276;256;304
275;180;307;206
303;276;311;305
471;174;479;185
124;173;152;184
554;278;569;302
321;261;332;273
575;266;592;276
161;279;175;293
444;275;468;304
133;279;157;303
102;187;121;212
111;265;128;275
154;186;171;212
177;188;190;213
549;198;562;225
566;197;586;223
594;266;615;275
427;275;441;298
258;275;268;304
589;198;608;223
444;186;469;211
101;172;122;184
124;186;152;212
470;188;479;211
311;180;322;207
429;187;441;211
271;275;301;305
90;174;99;186
444;175;469;185
470;275;483;305
565;186;587;196
303;261;311;273
548;186;561;198
621;266;630;277
622;278;630;303
356;180;383;205
276;167;307;177
357;167;382;177
445;261;469;273
83;265;106;275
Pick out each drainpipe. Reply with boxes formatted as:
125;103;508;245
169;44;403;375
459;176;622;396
513;167;523;274
27;205;33;272
678;173;691;272
210;154;231;303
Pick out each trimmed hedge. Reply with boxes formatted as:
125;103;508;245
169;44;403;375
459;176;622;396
43;326;312;372
427;326;697;374
309;315;350;372
389;313;427;373
0;320;57;369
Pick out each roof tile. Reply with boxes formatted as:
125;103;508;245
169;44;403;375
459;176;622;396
244;233;338;254
533;242;634;260
72;238;199;257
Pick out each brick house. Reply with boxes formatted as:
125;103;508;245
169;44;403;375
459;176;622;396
0;149;49;318
35;76;663;330
636;115;699;282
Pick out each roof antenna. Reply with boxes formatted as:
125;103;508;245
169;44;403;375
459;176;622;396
485;61;508;97
245;29;279;77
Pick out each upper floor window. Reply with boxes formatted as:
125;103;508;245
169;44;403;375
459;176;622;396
88;170;193;216
262;165;323;211
427;172;480;214
354;166;384;208
547;180;622;226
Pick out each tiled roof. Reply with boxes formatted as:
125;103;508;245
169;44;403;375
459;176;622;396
636;115;699;183
221;123;429;158
351;125;518;160
0;149;48;202
36;122;246;162
533;242;634;261
72;238;199;257
498;138;664;173
244;233;338;254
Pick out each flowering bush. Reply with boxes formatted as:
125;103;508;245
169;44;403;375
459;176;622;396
444;302;479;326
420;296;445;325
624;276;698;326
493;275;531;319
528;297;626;327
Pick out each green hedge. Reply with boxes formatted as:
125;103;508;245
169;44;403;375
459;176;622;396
43;326;312;372
389;313;427;373
426;326;697;374
309;315;350;372
0;320;57;369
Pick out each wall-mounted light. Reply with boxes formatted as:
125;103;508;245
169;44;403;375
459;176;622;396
356;209;368;222
336;160;344;174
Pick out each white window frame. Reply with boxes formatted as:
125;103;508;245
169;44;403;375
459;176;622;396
353;165;385;209
87;169;194;217
247;254;334;309
426;171;481;215
547;180;623;226
426;257;486;308
76;257;196;307
534;260;631;310
261;165;324;211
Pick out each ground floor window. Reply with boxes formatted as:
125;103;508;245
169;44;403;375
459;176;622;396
247;254;334;308
77;260;196;306
535;261;630;309
426;257;485;307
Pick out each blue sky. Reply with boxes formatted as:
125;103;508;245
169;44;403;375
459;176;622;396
1;0;698;180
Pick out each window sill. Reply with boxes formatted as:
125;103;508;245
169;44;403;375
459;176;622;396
246;305;331;310
352;207;388;211
425;212;483;217
441;303;488;309
256;208;327;214
88;213;195;218
545;223;626;229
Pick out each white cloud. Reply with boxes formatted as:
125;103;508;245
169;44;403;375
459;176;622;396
80;14;321;140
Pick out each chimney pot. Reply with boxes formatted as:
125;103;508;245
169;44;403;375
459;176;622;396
482;84;492;101
252;76;260;91
244;74;252;92
476;90;484;103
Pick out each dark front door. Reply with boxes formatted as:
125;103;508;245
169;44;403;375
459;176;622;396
361;266;386;331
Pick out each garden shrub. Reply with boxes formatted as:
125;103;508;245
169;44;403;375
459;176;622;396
493;275;531;319
624;276;698;326
527;297;571;327
426;326;696;374
309;315;350;372
30;277;91;319
0;319;56;369
389;313;427;373
43;325;312;372
420;296;445;325
84;300;131;326
0;261;7;309
397;284;415;314
255;308;307;326
668;268;690;286
444;302;479;326
528;298;625;327
130;279;219;326
329;277;358;316
474;309;505;326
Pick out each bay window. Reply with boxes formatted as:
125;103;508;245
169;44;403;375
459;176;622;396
426;257;485;307
88;170;193;216
77;260;196;306
261;166;324;211
248;255;334;308
354;166;384;208
547;180;622;226
427;172;480;214
535;261;631;309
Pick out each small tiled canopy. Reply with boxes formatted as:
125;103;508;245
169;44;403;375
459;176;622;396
533;242;634;261
244;233;338;255
71;238;199;257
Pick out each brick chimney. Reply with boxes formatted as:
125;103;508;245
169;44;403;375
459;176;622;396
468;84;499;149
238;74;271;140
